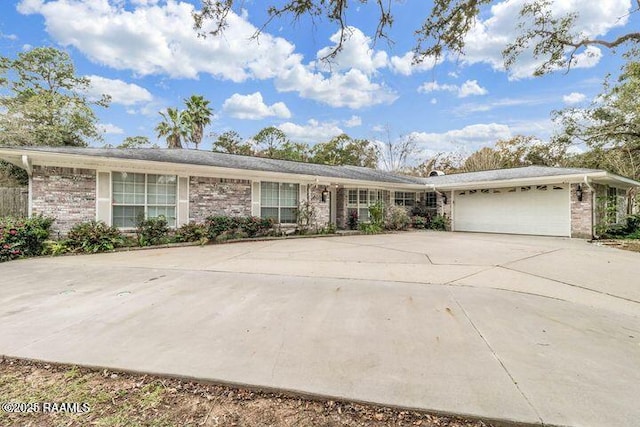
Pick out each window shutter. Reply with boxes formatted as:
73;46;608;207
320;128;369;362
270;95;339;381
96;171;111;225
177;176;189;227
251;181;261;216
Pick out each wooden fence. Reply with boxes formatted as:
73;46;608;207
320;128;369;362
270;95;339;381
0;187;28;217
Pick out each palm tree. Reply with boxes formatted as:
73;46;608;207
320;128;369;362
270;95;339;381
183;95;213;150
155;107;186;149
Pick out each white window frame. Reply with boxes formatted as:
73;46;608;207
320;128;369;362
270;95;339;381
347;188;385;221
394;191;416;207
111;172;178;229
260;181;299;224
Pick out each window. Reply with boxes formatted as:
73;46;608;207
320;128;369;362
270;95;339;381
394;191;416;207
347;188;384;221
112;172;177;228
425;192;437;209
261;182;299;224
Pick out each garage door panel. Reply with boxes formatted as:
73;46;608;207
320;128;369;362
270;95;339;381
453;185;570;237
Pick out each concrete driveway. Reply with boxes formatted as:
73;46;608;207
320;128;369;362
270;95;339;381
1;231;639;426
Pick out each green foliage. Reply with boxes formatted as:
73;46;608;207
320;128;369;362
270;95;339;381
175;222;208;243
118;136;156;149
64;220;125;253
429;214;449;231
240;216;274;237
368;200;385;227
319;222;337;234
0;215;53;262
411;215;427;229
156;107;187;149
205;215;273;240
212;130;254;155
556;61;640;181
183;95;213;150
136;215;170;246
600;214;640;239
0;47;109;147
359;222;383;234
385;205;411;231
310;134;379;168
252;126;309;161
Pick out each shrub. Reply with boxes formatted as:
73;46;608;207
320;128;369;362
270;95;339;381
368;201;385;227
0;215;53;262
239;216;273;237
136;215;170;246
429;214;449;231
206;216;240;239
175;222;208;243
319;222;337;234
385;205;410;231
65;220;125;253
348;210;358;230
411;215;427;229
359;222;383;234
601;214;640;239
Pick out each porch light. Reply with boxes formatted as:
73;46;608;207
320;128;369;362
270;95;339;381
321;186;329;202
576;184;583;201
442;193;448;204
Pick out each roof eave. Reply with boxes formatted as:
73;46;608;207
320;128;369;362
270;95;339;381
430;171;640;190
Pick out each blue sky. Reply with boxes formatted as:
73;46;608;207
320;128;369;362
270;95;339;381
0;0;636;163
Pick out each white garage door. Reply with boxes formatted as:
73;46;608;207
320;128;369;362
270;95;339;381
453;185;571;237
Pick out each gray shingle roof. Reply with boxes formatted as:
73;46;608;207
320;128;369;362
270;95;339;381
12;146;420;185
417;165;604;185
4;147;629;187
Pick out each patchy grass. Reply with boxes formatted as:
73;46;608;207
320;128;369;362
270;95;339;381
0;358;492;427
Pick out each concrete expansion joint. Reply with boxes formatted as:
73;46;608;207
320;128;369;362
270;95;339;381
452;296;545;426
498;265;640;305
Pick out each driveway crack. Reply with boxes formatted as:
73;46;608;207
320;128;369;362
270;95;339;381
453;295;545;426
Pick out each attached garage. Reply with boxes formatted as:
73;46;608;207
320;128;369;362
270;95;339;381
453;184;571;237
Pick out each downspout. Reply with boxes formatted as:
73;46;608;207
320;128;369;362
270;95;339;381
583;176;595;239
21;155;33;218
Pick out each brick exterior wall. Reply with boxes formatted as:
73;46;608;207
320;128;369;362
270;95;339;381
570;183;594;239
308;185;330;228
188;176;251;223
31;166;96;235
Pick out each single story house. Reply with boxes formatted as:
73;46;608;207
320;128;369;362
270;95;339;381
0;146;638;239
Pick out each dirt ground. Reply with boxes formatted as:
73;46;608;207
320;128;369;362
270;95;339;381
595;239;640;253
0;358;492;427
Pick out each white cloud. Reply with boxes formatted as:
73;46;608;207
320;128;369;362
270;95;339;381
563;92;587;105
314;27;388;75
389;51;443;76
278;119;344;144
461;0;630;79
418;79;488;98
276;65;397;108
98;123;124;135
86;75;153;106
344;115;362;128
222;92;291;120
18;0;396;109
409;123;513;156
458;80;488;97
